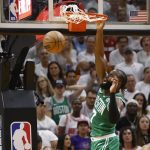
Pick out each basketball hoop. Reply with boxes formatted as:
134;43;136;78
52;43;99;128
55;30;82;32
60;5;108;32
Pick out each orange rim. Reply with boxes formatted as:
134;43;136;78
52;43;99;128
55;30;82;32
62;12;108;23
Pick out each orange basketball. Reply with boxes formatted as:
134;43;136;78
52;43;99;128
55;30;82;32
43;31;65;54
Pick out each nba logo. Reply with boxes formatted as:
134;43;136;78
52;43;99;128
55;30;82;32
10;121;32;150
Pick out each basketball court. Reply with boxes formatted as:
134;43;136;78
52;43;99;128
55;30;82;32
0;0;150;149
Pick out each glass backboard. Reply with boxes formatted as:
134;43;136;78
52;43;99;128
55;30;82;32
0;0;150;35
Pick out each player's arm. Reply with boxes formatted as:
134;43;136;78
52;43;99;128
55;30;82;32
95;22;107;84
108;77;120;124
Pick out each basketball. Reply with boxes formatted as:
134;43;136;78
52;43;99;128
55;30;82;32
43;31;65;54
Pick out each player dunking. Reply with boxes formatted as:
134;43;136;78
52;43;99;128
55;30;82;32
90;22;127;150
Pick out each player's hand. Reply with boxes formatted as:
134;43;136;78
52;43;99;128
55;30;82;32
109;77;119;93
96;21;105;30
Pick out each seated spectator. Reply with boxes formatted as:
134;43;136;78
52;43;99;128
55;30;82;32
47;61;65;87
64;69;86;101
116;99;139;131
103;0;119;21
55;36;77;72
136;115;150;147
36;76;54;99
137;36;150;65
117;7;127;22
124;74;139;101
85;0;98;13
115;48;143;82
72;36;86;54
38;130;58;150
36;101;57;134
57;134;72;150
77;62;99;90
35;48;50;77
46;79;84;124
26;41;43;64
119;0;137;20
133;93;148;117
135;67;150;101
81;89;97;118
109;36;137;68
26;41;55;65
58;99;89;137
119;126;142;150
71;120;91;150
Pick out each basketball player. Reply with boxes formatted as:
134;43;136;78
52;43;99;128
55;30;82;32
90;22;127;150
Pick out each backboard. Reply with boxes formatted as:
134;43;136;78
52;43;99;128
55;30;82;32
0;0;150;35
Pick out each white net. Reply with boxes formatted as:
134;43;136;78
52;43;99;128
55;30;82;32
60;5;108;24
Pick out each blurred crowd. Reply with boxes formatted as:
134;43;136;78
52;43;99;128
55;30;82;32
1;0;150;150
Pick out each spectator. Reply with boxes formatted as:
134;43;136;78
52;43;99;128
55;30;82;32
133;0;147;10
57;134;72;150
76;62;98;88
119;0;137;20
47;61;64;87
119;126;142;150
58;99;89;137
115;48;143;82
104;0;120;21
85;0;98;13
137;36;150;65
26;41;55;65
38;130;58;150
133;93;148;117
64;69;86;101
135;67;150;101
81;89;97;118
55;36;77;72
136;115;150;147
36;101;57;134
116;99;139;131
46;79;84;124
26;41;43;64
117;7;127;22
72;36;86;54
35;48;50;77
124;74;139;101
109;36;137;68
71;120;91;150
36;76;54;99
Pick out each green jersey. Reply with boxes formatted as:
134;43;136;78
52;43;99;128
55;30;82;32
90;88;125;137
51;96;71;124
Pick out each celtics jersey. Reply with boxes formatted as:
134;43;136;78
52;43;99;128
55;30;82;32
51;96;71;124
90;88;125;137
